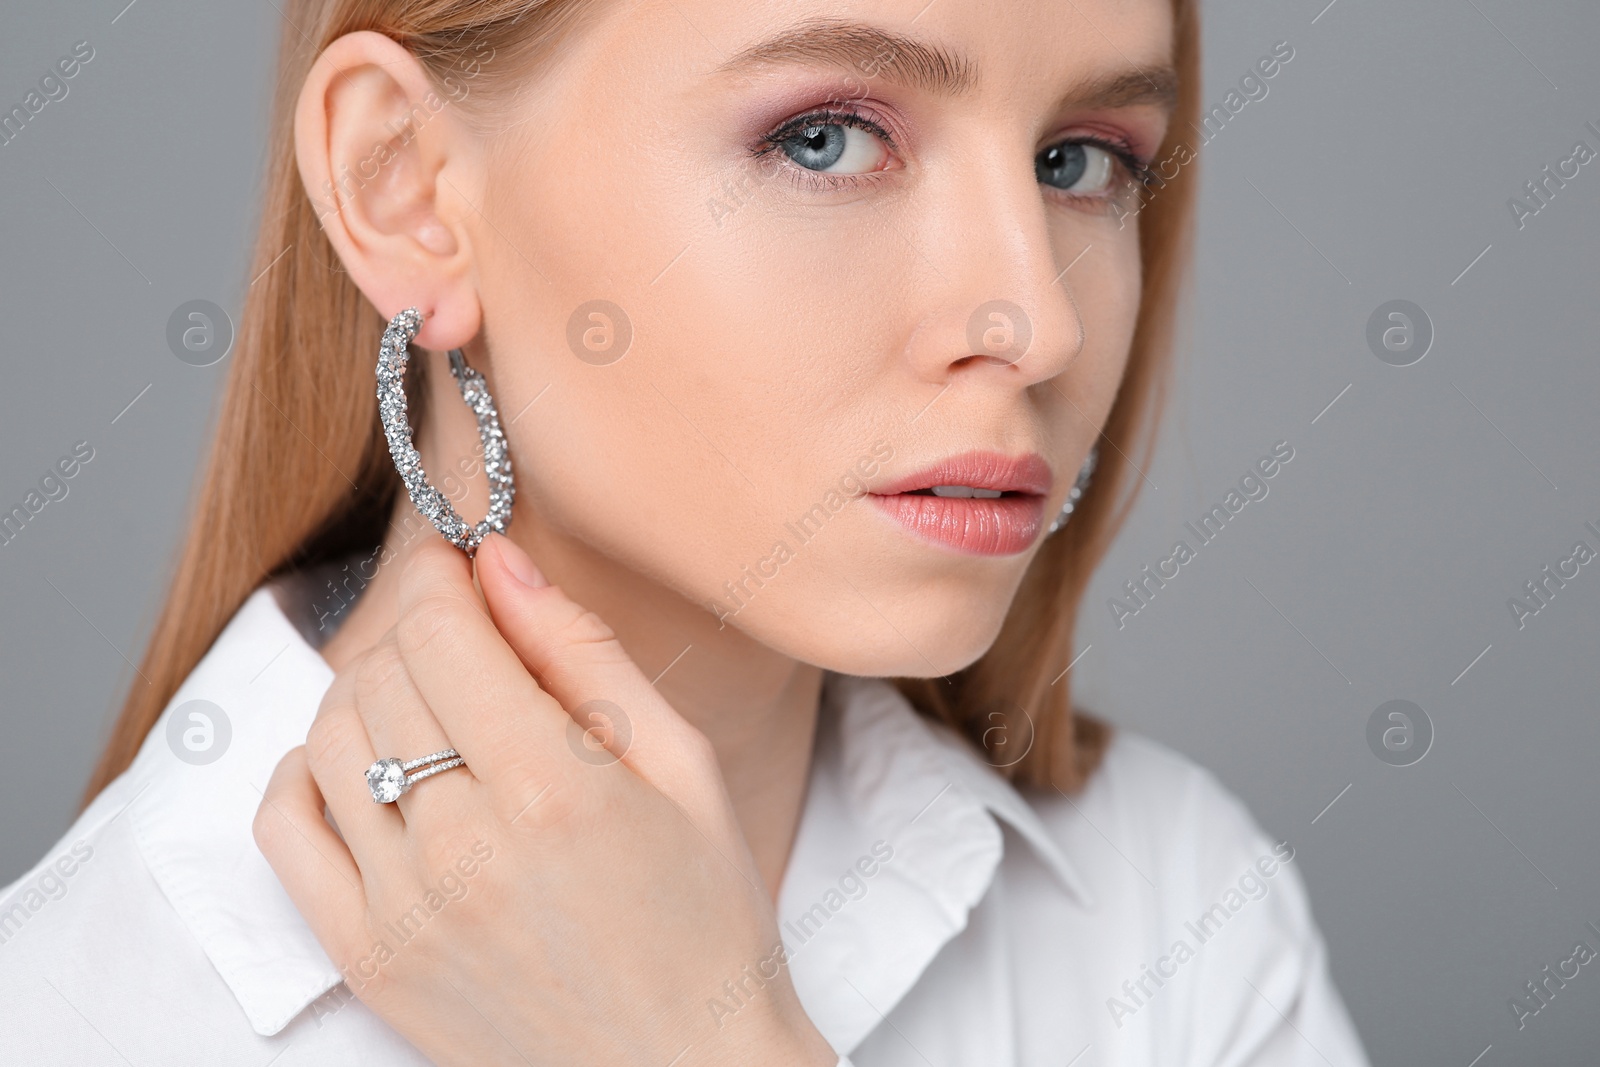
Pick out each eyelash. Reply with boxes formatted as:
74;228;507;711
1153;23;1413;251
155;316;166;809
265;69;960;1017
754;107;900;191
754;106;1154;199
1060;135;1154;194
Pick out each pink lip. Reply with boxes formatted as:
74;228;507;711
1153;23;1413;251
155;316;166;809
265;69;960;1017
868;451;1052;557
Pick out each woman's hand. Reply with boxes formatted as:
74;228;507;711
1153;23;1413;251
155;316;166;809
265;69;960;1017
253;533;836;1067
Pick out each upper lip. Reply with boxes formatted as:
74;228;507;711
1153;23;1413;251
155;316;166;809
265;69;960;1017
871;450;1053;496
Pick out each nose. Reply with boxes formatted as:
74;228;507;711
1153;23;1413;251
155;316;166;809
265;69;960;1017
905;151;1087;388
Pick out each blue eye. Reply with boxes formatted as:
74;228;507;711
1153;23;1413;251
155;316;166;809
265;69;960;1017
1036;141;1120;195
782;124;846;169
761;107;902;178
772;115;893;175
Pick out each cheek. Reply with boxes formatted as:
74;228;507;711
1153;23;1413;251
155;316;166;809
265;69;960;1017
1100;245;1143;377
477;135;904;615
1074;204;1143;322
1059;223;1143;417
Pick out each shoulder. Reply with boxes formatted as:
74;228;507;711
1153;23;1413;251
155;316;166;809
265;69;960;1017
0;771;240;1062
0;754;417;1065
1024;726;1289;880
0;768;156;931
1063;726;1289;880
1030;725;1316;942
0;585;401;1063
1020;727;1371;1065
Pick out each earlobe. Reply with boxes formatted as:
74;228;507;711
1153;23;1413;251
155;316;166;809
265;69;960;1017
293;30;480;350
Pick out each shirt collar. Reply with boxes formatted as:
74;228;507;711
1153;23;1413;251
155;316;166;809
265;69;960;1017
119;582;1094;1044
823;672;1094;906
125;584;342;1036
779;673;1094;1056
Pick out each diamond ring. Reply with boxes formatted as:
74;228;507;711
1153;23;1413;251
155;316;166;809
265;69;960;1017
366;748;466;803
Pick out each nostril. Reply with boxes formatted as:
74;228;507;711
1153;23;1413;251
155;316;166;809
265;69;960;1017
953;353;1022;369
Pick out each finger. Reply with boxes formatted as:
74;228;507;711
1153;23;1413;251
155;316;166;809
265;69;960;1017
475;533;716;798
304;666;406;874
253;746;369;967
353;629;478;824
393;536;575;805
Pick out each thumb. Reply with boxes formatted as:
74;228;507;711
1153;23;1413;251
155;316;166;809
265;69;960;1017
473;533;720;803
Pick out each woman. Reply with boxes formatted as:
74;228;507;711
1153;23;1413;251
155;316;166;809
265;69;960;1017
0;0;1369;1063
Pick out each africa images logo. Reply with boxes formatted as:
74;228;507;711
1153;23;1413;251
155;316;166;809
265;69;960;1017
1106;841;1296;1029
1107;441;1294;629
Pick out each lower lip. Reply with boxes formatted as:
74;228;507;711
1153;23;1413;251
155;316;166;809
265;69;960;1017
869;493;1046;556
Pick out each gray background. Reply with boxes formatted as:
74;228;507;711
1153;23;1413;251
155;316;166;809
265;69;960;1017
1;1;1596;1063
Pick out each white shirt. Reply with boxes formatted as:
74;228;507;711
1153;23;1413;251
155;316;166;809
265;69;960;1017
0;577;1371;1066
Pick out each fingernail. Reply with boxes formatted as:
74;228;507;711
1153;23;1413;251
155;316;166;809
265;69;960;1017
494;534;547;588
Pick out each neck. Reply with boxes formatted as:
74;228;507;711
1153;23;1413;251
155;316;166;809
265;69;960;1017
502;523;826;900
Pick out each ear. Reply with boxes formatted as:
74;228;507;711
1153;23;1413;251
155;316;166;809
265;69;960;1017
295;31;480;352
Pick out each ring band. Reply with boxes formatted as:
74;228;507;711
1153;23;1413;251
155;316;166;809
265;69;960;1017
366;748;466;803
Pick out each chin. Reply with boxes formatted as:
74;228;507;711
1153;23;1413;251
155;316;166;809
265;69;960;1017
739;587;1012;680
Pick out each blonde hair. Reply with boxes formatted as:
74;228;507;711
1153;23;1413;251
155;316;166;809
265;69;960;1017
83;0;1200;805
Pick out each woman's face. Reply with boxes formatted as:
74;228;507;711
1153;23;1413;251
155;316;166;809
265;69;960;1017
464;0;1175;677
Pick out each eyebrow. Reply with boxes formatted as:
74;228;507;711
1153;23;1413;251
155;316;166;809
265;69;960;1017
713;19;978;97
713;19;1178;114
1063;67;1179;113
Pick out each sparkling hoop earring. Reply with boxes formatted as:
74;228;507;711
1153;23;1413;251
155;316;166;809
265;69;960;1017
1047;446;1098;536
376;307;515;557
